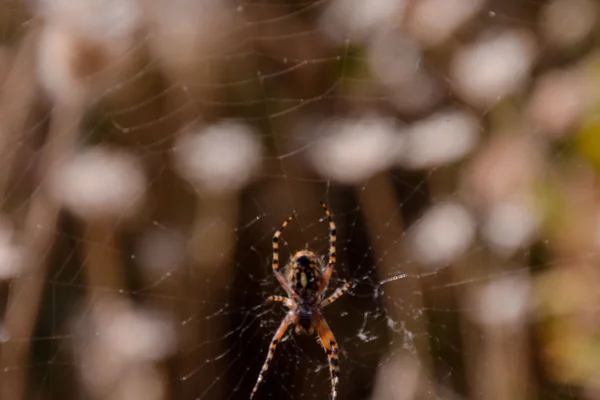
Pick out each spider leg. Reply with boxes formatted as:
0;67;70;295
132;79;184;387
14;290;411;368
267;295;293;308
250;313;293;399
273;215;296;297
320;281;352;308
319;202;337;291
314;316;340;400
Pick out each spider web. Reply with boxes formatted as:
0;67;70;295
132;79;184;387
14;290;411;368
0;1;597;400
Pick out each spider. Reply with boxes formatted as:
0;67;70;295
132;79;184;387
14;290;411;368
250;202;352;400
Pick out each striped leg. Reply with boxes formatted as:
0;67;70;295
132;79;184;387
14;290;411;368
320;281;352;308
314;317;340;400
267;295;292;308
319;202;337;291
250;313;293;398
273;215;295;297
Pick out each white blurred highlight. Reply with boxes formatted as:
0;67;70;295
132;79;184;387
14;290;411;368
410;202;475;268
462;134;544;207
402;108;479;169
371;355;421;400
102;308;177;361
146;0;235;74
469;274;531;328
74;300;176;398
135;228;187;278
368;32;443;113
37;0;141;105
50;147;147;220
308;116;398;184
482;200;540;257
0;219;23;280
540;0;597;50
0;323;9;342
173;121;263;194
320;0;405;43
451;29;537;108
407;0;486;47
368;33;421;87
390;72;444;114
38;0;142;41
37;24;89;104
528;67;593;139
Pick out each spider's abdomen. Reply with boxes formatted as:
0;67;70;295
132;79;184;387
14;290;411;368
297;305;314;333
288;251;323;303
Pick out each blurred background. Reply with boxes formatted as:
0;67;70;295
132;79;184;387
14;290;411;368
0;0;599;399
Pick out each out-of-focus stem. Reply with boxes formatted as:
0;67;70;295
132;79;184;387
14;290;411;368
0;28;39;199
82;220;126;302
175;192;239;399
357;173;435;397
82;219;173;400
473;322;530;400
429;168;532;400
457;256;532;400
1;102;83;400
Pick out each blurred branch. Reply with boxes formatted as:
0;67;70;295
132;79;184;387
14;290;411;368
1;102;82;400
358;173;435;398
0;27;38;199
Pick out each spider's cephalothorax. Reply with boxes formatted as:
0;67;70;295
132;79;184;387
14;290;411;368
250;203;352;400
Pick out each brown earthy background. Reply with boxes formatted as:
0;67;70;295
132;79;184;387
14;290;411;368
0;0;599;399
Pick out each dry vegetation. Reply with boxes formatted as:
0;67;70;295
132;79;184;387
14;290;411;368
0;0;599;399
